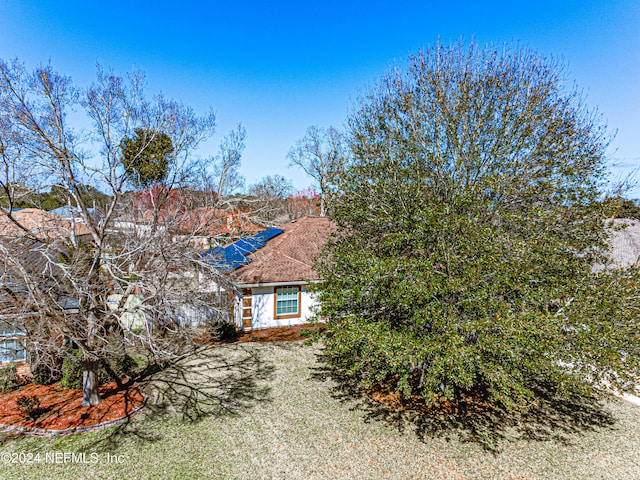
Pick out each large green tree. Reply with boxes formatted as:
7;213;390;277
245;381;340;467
316;42;640;412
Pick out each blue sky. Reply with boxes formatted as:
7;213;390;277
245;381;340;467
1;0;638;196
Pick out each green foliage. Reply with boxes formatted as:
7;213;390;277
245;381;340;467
317;42;640;413
60;347;138;390
60;349;106;390
77;184;111;210
121;128;174;188
300;326;326;346
208;321;239;342
0;182;110;211
31;363;61;386
15;394;40;418
39;184;67;210
108;353;138;380
60;350;84;390
610;197;640;219
0;363;23;393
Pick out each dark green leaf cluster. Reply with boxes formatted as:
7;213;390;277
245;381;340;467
609;197;640;220
316;42;640;412
207;320;239;342
15;394;40;418
0;363;24;393
121;128;174;188
60;345;138;390
31;363;60;386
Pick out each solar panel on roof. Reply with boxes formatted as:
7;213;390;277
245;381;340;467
253;227;283;243
246;237;267;249
204;246;225;257
203;227;284;271
225;248;247;264
230;239;260;254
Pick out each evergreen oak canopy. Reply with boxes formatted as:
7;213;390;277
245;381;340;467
121;128;174;188
316;42;640;411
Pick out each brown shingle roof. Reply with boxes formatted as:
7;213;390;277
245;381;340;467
233;216;335;285
0;208;91;240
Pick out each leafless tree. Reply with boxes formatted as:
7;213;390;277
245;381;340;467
287;125;348;216
247;174;294;224
0;60;238;405
213;124;246;199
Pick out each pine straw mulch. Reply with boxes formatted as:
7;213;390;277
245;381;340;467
367;380;497;416
0;381;145;433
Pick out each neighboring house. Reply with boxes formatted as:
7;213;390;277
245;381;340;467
0;210;87;365
0;240;80;365
169;207;263;251
111;207;262;251
0;293;79;366
49;205;102;227
207;216;334;330
0;208;92;242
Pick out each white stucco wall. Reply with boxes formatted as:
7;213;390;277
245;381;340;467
107;293;146;331
240;284;318;330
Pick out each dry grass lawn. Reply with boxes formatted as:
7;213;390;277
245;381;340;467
1;340;639;479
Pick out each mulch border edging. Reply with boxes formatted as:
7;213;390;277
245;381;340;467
0;396;148;437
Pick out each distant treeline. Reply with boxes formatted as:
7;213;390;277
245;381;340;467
0;183;111;211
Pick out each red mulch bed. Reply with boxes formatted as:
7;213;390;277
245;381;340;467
197;323;323;345
0;326;318;433
237;324;322;343
0;381;144;431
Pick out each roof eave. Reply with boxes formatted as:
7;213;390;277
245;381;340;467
237;279;320;289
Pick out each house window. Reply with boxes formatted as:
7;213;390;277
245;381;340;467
274;286;301;318
0;339;26;363
0;322;26;363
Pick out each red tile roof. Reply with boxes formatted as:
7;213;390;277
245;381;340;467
140;206;263;236
176;207;263;236
233;216;335;285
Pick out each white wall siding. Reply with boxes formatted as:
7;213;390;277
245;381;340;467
240;284;318;330
251;286;275;330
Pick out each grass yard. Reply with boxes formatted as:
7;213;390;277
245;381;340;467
1;340;639;479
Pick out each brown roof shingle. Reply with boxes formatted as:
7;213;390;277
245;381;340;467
233;216;335;285
0;208;91;240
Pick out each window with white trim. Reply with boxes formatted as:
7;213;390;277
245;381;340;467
275;286;300;318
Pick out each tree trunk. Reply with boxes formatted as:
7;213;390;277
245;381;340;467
82;360;101;406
